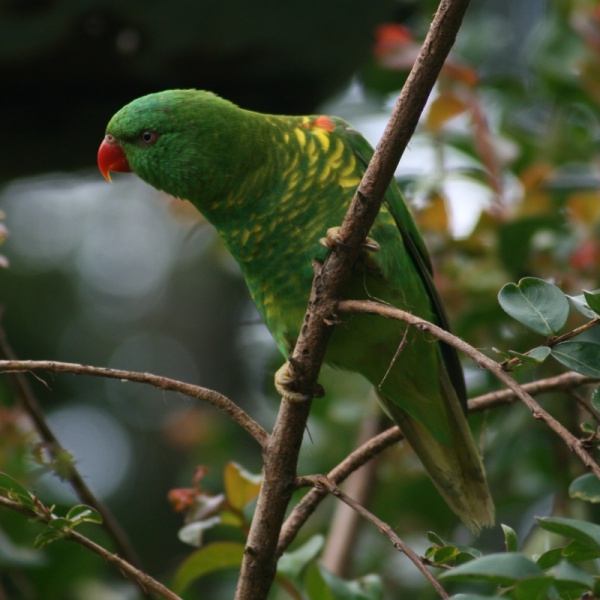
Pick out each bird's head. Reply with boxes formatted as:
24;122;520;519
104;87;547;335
97;89;238;201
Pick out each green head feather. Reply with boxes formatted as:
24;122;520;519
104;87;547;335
105;89;258;207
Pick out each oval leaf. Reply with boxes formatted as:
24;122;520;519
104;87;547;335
569;474;600;503
439;553;542;584
536;517;600;553
278;535;324;580
551;341;600;377
508;346;551;364
567;294;597;319
550;559;594;591
583;289;600;315
498;278;569;336
172;541;244;593
224;462;261;511
502;524;519;553
66;504;103;525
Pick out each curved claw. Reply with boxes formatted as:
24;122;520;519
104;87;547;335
274;362;312;403
319;226;380;252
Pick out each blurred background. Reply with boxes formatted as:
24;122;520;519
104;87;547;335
2;0;600;598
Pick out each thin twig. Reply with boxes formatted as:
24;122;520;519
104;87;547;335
0;327;142;570
502;318;600;370
339;299;600;478
0;495;181;600
0;359;267;446
235;1;474;597
468;372;599;411
310;475;449;599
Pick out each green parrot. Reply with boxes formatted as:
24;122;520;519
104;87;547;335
97;89;494;532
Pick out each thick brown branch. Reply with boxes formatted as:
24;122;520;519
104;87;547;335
235;2;473;598
0;495;181;600
0;359;267;446
339;299;600;478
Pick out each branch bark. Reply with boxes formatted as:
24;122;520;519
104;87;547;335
235;3;473;597
0;359;267;446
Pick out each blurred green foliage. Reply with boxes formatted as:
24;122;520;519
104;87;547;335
3;0;600;598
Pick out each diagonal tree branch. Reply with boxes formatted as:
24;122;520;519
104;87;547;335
339;299;600;478
235;1;474;597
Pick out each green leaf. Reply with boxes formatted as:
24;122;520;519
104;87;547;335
512;576;553;600
65;504;102;525
314;564;383;600
536;547;564;569
33;529;63;549
569;473;600;503
427;531;446;546
567;294;597;319
439;553;543;584
580;422;598;435
172;541;244;593
426;544;478;567
549;560;594;595
277;535;324;581
0;472;36;511
429;545;461;564
223;462;261;512
498;278;569;336
502;524;519;553
561;540;600;563
551;341;600;377
583;289;600;315
536;516;600;553
591;387;600;413
305;562;336;600
508;346;551;364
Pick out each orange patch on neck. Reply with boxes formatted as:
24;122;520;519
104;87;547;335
309;116;336;132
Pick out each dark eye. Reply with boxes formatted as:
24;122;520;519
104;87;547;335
140;130;157;145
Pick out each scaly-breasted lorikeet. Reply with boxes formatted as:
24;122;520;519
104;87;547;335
98;89;494;532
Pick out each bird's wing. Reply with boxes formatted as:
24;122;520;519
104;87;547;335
332;118;467;408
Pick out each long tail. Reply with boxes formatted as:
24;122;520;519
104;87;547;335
378;374;494;533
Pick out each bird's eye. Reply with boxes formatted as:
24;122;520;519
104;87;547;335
140;130;157;145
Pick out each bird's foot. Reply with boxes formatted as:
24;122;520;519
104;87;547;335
319;226;380;252
274;361;324;402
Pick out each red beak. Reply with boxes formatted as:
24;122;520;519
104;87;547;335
98;135;132;182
